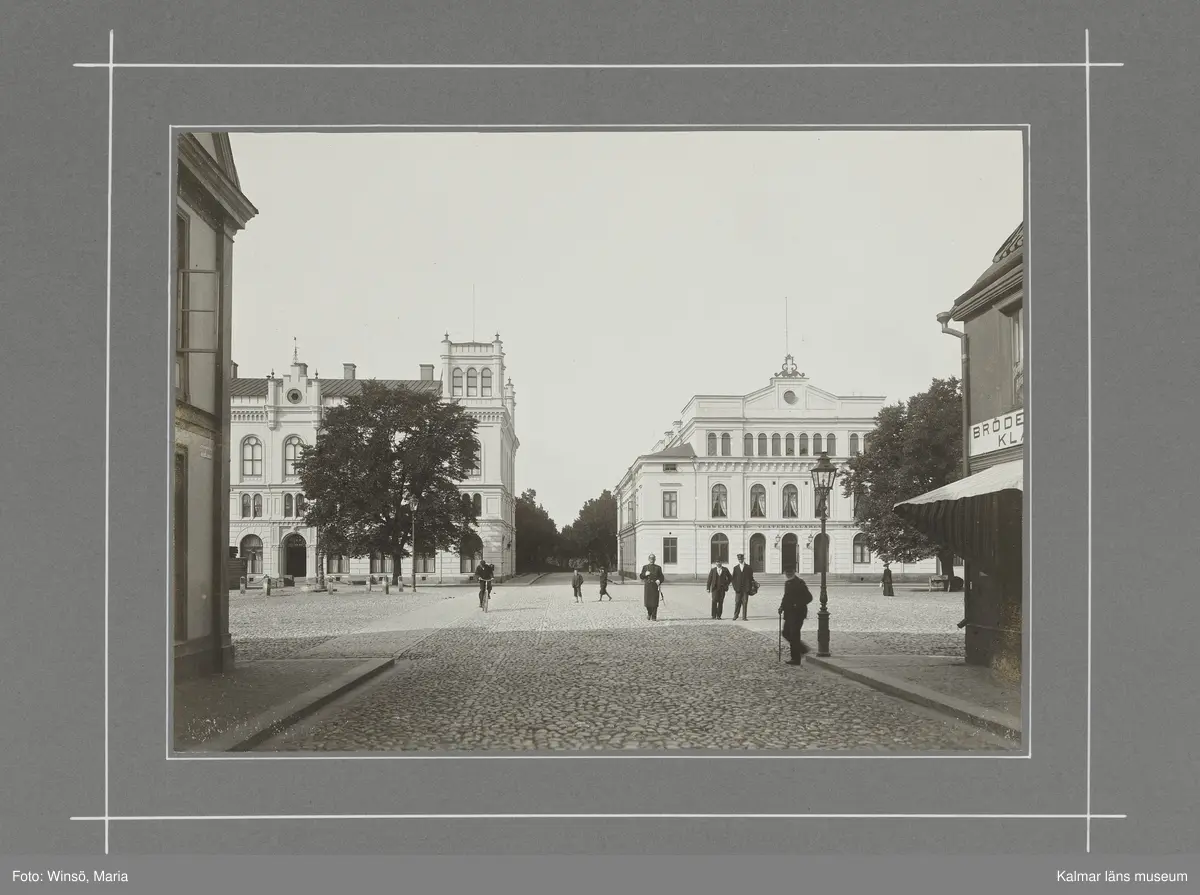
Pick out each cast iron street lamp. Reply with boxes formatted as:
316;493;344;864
810;451;838;657
407;497;419;593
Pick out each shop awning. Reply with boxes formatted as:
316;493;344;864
893;460;1023;575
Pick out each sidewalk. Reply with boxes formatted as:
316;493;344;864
174;589;482;752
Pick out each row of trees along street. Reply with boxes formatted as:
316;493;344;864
290;377;964;583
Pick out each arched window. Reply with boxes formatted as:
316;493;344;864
771;434;781;456
241;436;262;477
467;368;478;397
757;433;768;456
849;434;860;456
452;368;464;396
473;493;483;516
710;533;730;565
481;368;493;397
711;484;728;518
284;493;294;518
782;485;799;518
813;433;823;454
750;484;767;518
295;494;306;516
720;433;731;456
239;534;263;575
240;494;251;519
826;434;837;456
853;534;871;564
707;432;718;456
743;434;754;456
862;434;870;453
283;436;303;477
798;433;809;456
785;433;795;456
252;494;262;518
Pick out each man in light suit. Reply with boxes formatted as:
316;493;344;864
706;560;732;619
730;552;756;621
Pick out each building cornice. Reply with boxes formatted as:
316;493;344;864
178;134;259;230
951;246;1024;322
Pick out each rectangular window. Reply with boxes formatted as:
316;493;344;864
326;555;347;574
416;554;436;573
663;463;678;473
459;551;478;574
662;491;678;519
174;213;189;401
662;537;678;565
369;553;394;575
1009;305;1024;407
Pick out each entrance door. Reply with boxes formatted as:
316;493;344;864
812;532;829;575
173;450;188;643
780;533;798;574
749;534;766;573
283;534;307;578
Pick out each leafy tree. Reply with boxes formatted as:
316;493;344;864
514;489;560;572
562;489;619;570
839;377;962;582
296;380;481;585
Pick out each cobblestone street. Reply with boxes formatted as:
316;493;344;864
257;574;1013;753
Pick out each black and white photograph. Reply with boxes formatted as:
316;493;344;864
171;129;1025;754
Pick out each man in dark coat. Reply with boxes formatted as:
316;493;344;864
778;566;814;665
474;559;495;609
597;567;612;601
571;568;584;602
639;553;665;621
706;560;732;619
730;553;756;621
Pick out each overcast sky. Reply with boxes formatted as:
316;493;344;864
227;130;1023;528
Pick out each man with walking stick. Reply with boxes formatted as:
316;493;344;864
639;553;665;621
778;566;814;666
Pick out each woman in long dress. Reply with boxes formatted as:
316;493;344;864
881;563;895;597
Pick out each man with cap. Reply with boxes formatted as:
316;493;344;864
639;553;665;621
706;559;732;619
730;552;757;621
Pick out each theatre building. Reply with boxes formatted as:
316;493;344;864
229;334;519;586
895;223;1025;682
614;355;939;582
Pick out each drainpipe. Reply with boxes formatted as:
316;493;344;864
938;309;970;602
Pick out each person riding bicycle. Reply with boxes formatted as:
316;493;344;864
474;559;495;609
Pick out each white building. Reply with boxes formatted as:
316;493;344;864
613;355;938;581
229;334;518;585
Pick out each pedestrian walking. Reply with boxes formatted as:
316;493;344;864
706;560;732;619
778;566;814;666
571;568;584;602
597;567;613;601
474;559;495;609
881;563;895;597
639;553;665;621
730;553;757;620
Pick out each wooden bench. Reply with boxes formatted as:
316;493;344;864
928;576;949;592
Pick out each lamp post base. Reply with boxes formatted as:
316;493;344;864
816;607;831;658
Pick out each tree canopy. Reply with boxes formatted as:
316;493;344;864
514;489;561;572
560;489;618;570
296;380;481;583
838;377;963;570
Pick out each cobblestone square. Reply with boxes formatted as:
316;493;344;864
255;575;1014;753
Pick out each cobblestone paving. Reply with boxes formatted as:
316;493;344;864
262;581;1012;753
229;587;464;659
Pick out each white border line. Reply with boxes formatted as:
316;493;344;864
1025;124;1033;752
166;122;1032;764
1084;28;1094;856
72;813;1126;822
77;61;1123;69
104;28;114;859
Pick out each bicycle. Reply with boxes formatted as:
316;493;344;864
479;578;493;612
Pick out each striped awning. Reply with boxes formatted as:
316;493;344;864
893;460;1023;575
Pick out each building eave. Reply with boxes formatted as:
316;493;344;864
178;133;259;229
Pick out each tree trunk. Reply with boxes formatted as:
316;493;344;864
938;549;956;591
392;551;402;586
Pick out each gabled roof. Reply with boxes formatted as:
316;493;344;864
229;378;440;399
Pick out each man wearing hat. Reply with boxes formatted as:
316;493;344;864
730;552;757;621
639;553;665;621
706;559;732;619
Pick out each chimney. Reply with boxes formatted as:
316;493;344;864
231;361;239;378
343;363;356;380
419;364;435;381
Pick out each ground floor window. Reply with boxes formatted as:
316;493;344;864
415;553;436;573
853;534;871;564
369;553;393;575
662;537;678;565
460;551;478;574
326;554;347;574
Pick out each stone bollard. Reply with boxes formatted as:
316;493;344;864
239;576;247;595
264;577;272;596
366;576;373;593
383;579;390;595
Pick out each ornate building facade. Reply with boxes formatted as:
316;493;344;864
228;334;518;585
614;357;939;581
